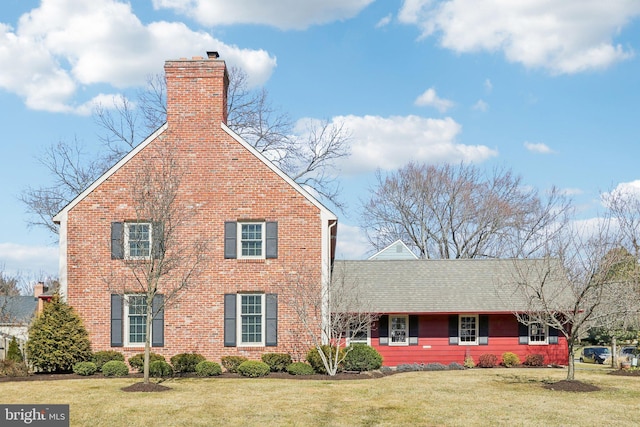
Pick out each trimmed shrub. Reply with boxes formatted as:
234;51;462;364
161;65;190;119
287;362;315;375
102;360;129;377
170;353;206;373
237;360;270;377
261;353;293;372
343;344;383;372
26;295;92;373
306;345;345;374
448;362;465;370
502;352;521;367
221;356;248;373
0;360;30;377
92;351;124;371
423;363;447;371
477;354;498;368
463;356;475;369
128;352;165;372
149;360;174;378
73;361;97;376
195;361;222;377
7;337;23;363
523;353;545;367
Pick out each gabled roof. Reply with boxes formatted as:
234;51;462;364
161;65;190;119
333;258;569;313
368;240;418;260
0;296;37;325
53;123;336;222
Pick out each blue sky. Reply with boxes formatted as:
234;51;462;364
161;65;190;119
2;0;640;279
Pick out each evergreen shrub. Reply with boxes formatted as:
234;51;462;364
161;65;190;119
73;361;97;376
221;356;248;373
306;345;345;374
149;360;174;378
7;336;23;363
343;344;383;372
195;361;222;377
261;353;292;372
286;362;315;375
502;352;521;367
237;360;270;377
128;352;165;372
102;360;129;377
92;351;124;371
170;353;205;373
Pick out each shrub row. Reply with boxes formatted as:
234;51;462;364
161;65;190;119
462;352;544;368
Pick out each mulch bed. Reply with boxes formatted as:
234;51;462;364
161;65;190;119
542;380;601;392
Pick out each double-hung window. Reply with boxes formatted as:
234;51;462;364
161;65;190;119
125;295;148;347
390;315;408;346
238;294;265;346
529;322;548;344
459;315;478;345
125;222;152;259
346;322;371;345
240;223;264;258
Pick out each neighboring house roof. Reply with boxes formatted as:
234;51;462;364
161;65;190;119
333;258;569;313
0;296;37;325
368;240;418;260
53;122;336;223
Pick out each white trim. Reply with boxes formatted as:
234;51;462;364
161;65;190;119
459;314;479;346
237;293;266;347
346;324;371;346
528;322;548;345
52;124;168;224
57;211;68;300
368;239;418;260
124;222;153;260
389;315;409;346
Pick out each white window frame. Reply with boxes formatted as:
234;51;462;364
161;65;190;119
389;315;409;346
459;315;478;345
237;222;265;260
528;322;548;345
124;222;152;260
237;293;266;346
346;323;371;346
124;294;149;347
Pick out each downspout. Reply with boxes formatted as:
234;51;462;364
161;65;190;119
321;217;338;345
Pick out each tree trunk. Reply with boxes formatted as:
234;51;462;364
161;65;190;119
611;335;618;368
144;297;153;384
566;341;575;381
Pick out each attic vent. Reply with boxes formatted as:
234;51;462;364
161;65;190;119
207;51;220;59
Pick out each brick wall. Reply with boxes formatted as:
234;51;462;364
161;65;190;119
63;55;327;364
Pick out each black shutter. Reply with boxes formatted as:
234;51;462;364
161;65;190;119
448;314;459;345
518;318;529;345
479;315;489;345
548;325;559;344
152;222;165;259
152;294;164;347
379;315;389;346
111;222;124;260
224;222;237;259
265;222;278;259
409;315;419;345
224;294;237;346
111;294;123;347
265;294;278;346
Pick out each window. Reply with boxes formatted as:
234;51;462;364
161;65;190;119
346;322;371;345
238;294;265;346
240;223;264;258
529;322;548;344
125;222;151;259
125;295;148;347
390;315;408;346
459;315;478;345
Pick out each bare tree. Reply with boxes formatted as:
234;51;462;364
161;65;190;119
362;162;571;259
282;262;377;376
506;217;639;380
22;66;349;238
105;138;207;384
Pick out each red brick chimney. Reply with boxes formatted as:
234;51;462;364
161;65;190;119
164;51;229;129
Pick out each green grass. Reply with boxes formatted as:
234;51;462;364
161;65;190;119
1;367;639;426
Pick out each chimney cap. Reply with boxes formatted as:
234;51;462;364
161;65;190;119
207;51;220;59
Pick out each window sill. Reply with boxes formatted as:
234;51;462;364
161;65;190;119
237;258;266;263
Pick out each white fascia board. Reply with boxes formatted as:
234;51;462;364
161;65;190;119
52;124;168;223
221;122;337;221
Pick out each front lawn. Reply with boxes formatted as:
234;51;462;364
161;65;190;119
1;368;639;426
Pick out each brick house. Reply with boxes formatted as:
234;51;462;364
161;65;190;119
53;52;338;363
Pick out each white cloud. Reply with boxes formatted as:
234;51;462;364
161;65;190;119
0;0;277;113
602;180;640;205
376;14;393;28
0;243;58;277
414;87;454;112
484;78;493;93
332;114;497;175
398;0;640;74
153;0;373;30
524;142;554;154
335;223;370;259
472;99;489;112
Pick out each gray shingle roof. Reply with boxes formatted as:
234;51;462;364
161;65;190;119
0;296;38;324
333;258;568;313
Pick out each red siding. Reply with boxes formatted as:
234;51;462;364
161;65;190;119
371;314;568;366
